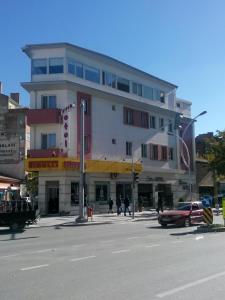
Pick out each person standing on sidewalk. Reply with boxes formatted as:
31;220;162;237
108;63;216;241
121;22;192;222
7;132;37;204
116;196;122;215
124;196;131;216
108;197;114;213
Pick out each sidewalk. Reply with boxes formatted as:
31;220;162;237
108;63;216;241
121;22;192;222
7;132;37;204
30;210;158;228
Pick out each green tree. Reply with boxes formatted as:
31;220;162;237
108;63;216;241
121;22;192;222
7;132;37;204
208;130;225;176
26;172;38;197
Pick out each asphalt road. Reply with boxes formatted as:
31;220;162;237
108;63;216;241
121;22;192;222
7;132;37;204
1;217;225;300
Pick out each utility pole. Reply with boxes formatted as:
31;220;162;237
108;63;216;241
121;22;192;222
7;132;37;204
76;100;87;223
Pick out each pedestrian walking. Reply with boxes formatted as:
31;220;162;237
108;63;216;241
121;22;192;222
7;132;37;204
124;196;131;216
156;197;163;213
108;197;114;213
116;196;122;215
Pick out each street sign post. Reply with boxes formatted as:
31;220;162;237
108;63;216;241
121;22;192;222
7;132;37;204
222;198;225;226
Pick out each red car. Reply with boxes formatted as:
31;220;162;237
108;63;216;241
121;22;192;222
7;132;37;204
158;202;204;227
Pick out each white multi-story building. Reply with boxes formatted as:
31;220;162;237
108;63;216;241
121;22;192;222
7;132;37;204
22;43;195;215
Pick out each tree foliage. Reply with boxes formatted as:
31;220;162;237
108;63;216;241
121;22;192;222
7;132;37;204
207;130;225;176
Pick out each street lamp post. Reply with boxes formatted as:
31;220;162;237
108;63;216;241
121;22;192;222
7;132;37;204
76;100;87;223
180;110;207;201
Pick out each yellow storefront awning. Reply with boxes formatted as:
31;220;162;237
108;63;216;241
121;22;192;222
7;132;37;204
25;157;143;174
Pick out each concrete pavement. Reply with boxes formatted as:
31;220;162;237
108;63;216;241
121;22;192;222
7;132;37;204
30;210;158;228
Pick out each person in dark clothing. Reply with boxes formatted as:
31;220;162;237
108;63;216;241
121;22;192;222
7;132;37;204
157;197;163;213
124;196;131;216
116;197;122;215
108;198;114;213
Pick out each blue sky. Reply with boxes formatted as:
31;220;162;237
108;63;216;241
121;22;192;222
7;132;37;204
0;0;225;135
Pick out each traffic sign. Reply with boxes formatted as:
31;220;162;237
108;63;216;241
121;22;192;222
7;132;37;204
203;207;213;225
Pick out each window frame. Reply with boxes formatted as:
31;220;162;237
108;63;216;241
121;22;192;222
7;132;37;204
32;58;47;75
126;141;132;156
141;144;147;158
71;182;79;206
49;57;64;74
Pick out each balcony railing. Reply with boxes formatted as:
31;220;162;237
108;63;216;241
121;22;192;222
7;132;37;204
27;148;67;158
27;109;62;125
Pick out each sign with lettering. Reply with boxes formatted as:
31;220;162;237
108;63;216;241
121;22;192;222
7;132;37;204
0;135;19;163
28;160;59;169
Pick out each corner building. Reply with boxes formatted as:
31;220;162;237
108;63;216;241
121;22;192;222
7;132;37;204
22;43;194;215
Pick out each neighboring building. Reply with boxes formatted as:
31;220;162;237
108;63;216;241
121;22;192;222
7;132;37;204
0;83;30;180
22;43;195;215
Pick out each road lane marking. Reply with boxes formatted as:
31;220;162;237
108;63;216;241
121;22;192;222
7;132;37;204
0;254;20;259
36;249;54;253
145;244;160;248
112;249;131;254
195;235;204;240
127;236;144;240
100;240;115;243
156;270;225;298
21;264;49;271
70;255;96;262
171;240;184;244
71;244;87;248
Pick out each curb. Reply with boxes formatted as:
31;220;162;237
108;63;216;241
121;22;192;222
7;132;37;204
196;225;225;233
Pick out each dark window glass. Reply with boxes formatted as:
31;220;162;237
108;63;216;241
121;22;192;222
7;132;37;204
143;86;153;100
32;59;47;75
41;134;47;149
150;115;156;129
161;146;167;160
168;148;173;160
103;71;116;88
159;118;164;131
42;96;48;109
126;141;132;156
151;145;158;160
84;66;100;83
41;95;56;109
141;144;147;158
117;77;130;93
112;138;116;144
49;58;64;74
132;82;142;96
96;183;108;202
71;182;79;205
141;112;149;128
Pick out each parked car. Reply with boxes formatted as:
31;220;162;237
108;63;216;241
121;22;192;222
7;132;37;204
158;201;204;227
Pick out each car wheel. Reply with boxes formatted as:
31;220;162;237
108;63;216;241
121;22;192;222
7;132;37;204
184;217;191;227
161;223;167;227
10;222;19;231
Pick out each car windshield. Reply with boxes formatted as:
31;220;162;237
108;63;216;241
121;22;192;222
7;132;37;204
177;204;191;211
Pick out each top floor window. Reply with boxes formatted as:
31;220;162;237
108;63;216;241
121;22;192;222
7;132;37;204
68;58;83;78
102;71;116;88
32;59;47;75
117;77;130;93
49;58;64;74
143;85;153;100
132;82;142;96
84;65;100;83
41;95;56;109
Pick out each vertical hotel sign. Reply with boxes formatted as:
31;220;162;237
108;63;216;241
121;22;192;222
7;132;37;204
0;134;19;163
61;104;75;153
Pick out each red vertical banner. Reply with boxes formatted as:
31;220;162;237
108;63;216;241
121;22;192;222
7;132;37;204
77;92;92;159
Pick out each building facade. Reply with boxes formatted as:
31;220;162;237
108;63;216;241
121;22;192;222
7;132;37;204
0;84;29;180
22;43;195;215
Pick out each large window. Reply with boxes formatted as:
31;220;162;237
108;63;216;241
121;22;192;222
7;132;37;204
132;82;142;96
124;108;134;125
161;146;168;161
143;85;153;100
68;58;83;78
41;133;56;149
102;71;116;88
168;120;173;133
141;112;149;128
150;115;156;129
41;95;56;109
141;144;147;158
49;58;64;74
126;141;132;156
150;144;159;160
117;77;130;93
84;66;100;83
159;118;164;131
32;59;47;75
95;182;109;203
71;182;79;205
